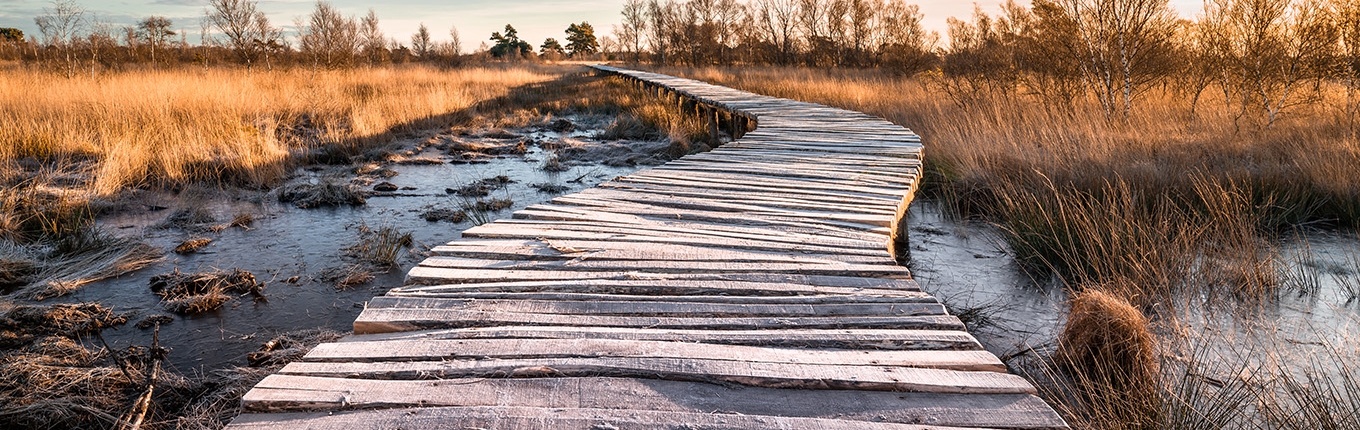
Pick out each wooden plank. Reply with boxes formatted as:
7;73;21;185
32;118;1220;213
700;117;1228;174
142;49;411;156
303;338;1006;372
596;181;901;215
389;277;923;296
240;376;1066;429
430;240;893;265
351;308;965;334
637;168;912;193
276;358;1034;393
414;256;912;278
341;326;984;351
363;296;947;317
229;406;996;430
619;171;909;200
404;267;920;288
458;225;892;257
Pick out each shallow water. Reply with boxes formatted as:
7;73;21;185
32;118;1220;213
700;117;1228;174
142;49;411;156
62;125;655;374
906;200;1360;363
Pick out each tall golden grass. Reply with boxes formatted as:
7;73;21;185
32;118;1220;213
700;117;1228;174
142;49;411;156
0;64;555;195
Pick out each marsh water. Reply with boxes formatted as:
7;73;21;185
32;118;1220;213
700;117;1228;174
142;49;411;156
905;200;1360;363
59;121;656;374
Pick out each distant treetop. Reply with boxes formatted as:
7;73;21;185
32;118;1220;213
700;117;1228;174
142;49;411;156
0;28;22;43
489;24;532;58
565;22;598;57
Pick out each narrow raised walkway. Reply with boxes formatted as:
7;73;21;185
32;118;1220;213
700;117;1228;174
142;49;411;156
226;66;1067;429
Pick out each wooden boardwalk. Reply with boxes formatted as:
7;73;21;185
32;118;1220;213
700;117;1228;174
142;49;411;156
226;66;1067;429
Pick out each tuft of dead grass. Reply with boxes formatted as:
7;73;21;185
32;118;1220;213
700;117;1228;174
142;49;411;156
174;238;212;254
0;303;144;429
276;180;367;209
321;264;376;289
149;268;265;314
1056;288;1160;394
344;223;414;269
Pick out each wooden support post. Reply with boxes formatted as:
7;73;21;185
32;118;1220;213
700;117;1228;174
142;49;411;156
706;107;720;144
724;111;737;140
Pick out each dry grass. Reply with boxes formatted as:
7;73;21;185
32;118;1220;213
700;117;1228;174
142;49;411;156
1057;288;1159;389
0;64;556;195
0;173;163;300
344;223;414;269
1;302;342;429
148;268;264;314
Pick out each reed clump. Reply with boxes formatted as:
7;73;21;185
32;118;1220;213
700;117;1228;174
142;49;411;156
1;301;342;429
276;179;368;209
344;223;414;269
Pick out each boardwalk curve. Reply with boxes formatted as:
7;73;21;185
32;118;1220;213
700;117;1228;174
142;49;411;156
226;66;1067;429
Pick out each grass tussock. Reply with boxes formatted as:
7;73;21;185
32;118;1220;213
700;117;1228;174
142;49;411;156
344;223;414;269
149;268;265;314
1054;288;1160;420
0;302;146;429
320;264;376;289
173;238;212;255
0;64;554;194
276;180;367;209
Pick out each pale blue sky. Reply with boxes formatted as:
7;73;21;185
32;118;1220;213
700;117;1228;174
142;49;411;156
1;0;1206;50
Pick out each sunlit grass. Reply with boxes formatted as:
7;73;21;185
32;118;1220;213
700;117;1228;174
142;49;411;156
0;64;555;195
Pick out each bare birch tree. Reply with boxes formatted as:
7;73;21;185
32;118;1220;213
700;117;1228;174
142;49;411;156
34;0;85;77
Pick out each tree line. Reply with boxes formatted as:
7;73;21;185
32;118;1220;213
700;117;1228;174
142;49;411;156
612;0;1360;124
0;0;603;74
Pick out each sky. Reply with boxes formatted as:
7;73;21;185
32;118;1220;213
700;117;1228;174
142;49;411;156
1;0;1207;50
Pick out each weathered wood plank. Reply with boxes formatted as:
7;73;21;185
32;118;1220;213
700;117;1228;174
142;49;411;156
404;267;921;288
229;406;997;430
341;326;984;350
363;296;946;317
469;218;888;250
455;228;890;257
277;358;1034;393
303;338;1005;371
352;308;965;334
240;376;1066;429
554;190;896;228
414;256;911;278
390;277;922;296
